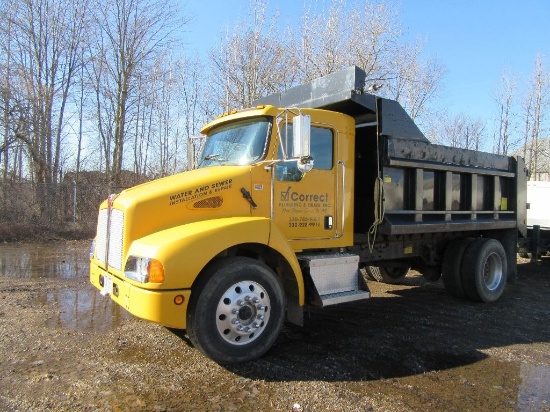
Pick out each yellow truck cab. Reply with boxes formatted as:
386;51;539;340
90;67;527;364
90;103;361;363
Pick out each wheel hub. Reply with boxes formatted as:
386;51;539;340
216;280;270;345
237;305;254;322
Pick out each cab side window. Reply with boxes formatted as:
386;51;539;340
276;124;333;181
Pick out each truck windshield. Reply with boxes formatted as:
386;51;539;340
198;117;271;168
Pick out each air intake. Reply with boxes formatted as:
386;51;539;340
192;196;223;209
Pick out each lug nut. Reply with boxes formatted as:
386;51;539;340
231;318;240;324
257;304;265;310
244;296;251;302
252;297;260;304
257;314;265;320
237;300;244;306
236;325;244;331
253;322;260;328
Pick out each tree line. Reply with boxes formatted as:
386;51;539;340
0;0;548;193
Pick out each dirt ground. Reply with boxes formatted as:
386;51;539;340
0;241;549;411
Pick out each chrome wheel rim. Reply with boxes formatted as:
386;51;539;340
216;281;270;346
483;252;503;291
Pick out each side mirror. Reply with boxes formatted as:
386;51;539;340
293;114;310;158
293;115;314;173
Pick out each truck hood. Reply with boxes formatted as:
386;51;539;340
110;166;253;243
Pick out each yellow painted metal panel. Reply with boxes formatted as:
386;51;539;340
125;217;272;289
90;261;190;329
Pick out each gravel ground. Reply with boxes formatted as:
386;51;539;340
0;241;549;411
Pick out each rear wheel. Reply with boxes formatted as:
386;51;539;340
365;266;409;284
461;238;507;302
442;238;475;298
187;257;285;364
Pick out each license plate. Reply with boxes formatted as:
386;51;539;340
100;275;113;296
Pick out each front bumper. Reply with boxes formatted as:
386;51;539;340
90;261;190;329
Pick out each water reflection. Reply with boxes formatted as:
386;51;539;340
0;241;89;279
518;362;550;411
0;241;131;332
42;288;132;333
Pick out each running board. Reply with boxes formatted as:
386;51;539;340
298;253;371;307
318;289;371;306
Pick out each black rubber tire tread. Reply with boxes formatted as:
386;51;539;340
365;266;409;284
421;267;442;283
441;238;475;298
363;266;376;281
461;238;508;303
187;256;285;364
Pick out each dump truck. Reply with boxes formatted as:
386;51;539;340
90;66;528;364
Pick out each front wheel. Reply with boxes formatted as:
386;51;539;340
187;257;285;364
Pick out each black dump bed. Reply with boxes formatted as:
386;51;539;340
255;66;527;239
255;66;428;143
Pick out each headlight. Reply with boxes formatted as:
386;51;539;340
125;256;165;283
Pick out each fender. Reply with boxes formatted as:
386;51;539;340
126;217;303;301
267;222;305;305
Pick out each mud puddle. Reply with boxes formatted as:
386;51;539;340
0;241;131;333
518;362;550;410
0;241;89;279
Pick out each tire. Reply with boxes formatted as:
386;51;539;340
461;238;507;302
421;267;441;282
441;238;475;298
187;257;285;364
365;266;409;284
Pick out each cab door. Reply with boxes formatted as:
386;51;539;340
272;121;339;244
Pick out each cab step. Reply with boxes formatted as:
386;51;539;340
298;253;370;307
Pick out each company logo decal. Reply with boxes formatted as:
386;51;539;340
280;186;329;203
169;179;232;206
279;186;333;229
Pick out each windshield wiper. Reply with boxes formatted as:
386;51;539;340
204;154;220;160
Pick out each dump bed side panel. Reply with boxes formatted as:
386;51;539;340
376;136;522;236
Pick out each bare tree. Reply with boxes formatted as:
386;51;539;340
435;113;485;150
494;69;517;155
296;0;400;82
129;54;209;178
211;0;444;122
298;0;351;81
91;0;182;187
177;56;212;170
0;0;91;226
522;55;549;180
210;0;295;111
385;39;446;125
0;3;14;181
348;1;403;84
0;0;89;187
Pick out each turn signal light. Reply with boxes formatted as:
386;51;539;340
148;259;165;283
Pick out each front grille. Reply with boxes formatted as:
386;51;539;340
95;209;108;264
108;209;124;270
95;208;124;271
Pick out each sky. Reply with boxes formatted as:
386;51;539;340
184;0;550;139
